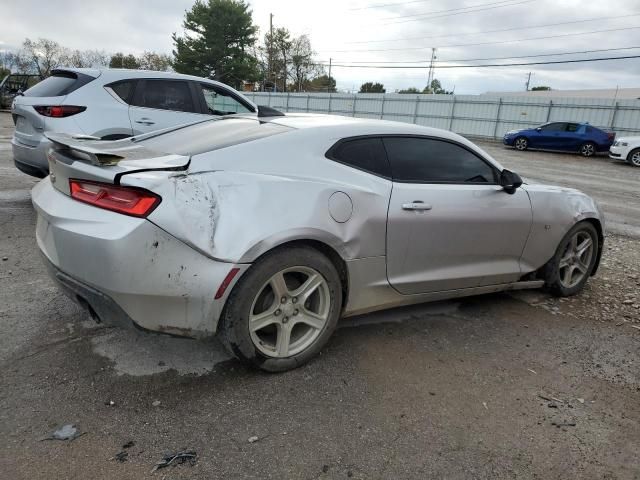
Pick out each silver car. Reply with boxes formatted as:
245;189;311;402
11;68;259;178
33;114;604;372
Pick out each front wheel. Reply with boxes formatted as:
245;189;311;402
627;148;640;167
218;246;342;372
579;142;596;157
514;137;528;151
542;222;599;297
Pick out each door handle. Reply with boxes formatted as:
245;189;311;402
135;118;155;125
402;202;432;211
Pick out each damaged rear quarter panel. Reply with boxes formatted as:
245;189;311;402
123;131;392;264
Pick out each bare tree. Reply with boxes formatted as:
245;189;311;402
138;51;173;71
64;49;109;68
22;38;66;77
289;35;319;92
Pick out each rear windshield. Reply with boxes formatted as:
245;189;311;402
135;118;292;156
24;70;95;97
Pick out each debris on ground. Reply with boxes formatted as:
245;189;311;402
248;436;259;443
122;440;135;449
41;424;85;441
111;451;129;462
551;421;577;428
151;450;197;472
152;400;161;407
577;398;585;404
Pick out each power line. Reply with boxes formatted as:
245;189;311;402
321;46;640;65
345;13;640;44
349;0;434;11
320;26;640;53
319;55;640;69
383;0;533;20
383;0;536;25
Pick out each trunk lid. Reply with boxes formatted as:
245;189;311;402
45;133;190;196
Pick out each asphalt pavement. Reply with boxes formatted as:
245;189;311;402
1;113;638;479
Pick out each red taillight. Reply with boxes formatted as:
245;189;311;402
34;105;86;117
69;179;161;218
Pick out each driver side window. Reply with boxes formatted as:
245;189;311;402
200;84;251;115
383;137;497;184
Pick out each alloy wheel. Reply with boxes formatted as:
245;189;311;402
580;143;595;157
515;138;528;150
630;150;640;167
558;231;594;289
249;266;330;358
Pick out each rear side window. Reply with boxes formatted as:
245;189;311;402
566;123;580;132
132;80;197;113
108;80;136;104
200;84;252;115
383;137;496;184
327;137;390;178
24;71;94;97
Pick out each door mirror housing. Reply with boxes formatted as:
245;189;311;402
536;127;542;132
500;169;523;194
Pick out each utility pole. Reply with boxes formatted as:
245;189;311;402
525;71;532;91
426;48;437;93
327;57;332;93
268;13;273;92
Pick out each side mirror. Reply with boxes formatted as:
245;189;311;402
536;127;542;132
500;169;523;194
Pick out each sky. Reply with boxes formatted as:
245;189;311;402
1;0;639;94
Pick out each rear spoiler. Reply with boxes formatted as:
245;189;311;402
44;132;190;173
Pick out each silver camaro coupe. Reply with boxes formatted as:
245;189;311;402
33;114;604;371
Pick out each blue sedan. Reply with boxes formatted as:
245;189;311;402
503;122;615;157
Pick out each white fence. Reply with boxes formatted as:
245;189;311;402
244;92;640;140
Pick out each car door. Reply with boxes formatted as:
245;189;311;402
384;136;533;294
555;122;582;151
534;122;567;149
129;79;204;134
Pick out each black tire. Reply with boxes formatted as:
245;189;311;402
514;137;529;151
579;142;596;157
542;221;599;297
218;246;342;372
627;148;640;167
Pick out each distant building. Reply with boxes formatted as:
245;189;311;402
484;87;640;100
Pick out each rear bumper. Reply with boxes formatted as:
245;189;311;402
11;136;50;178
32;177;248;338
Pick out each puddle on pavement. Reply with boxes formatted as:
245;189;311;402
340;300;461;328
88;301;461;376
90;327;231;377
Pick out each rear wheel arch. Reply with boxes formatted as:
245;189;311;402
582;217;604;275
240;239;349;312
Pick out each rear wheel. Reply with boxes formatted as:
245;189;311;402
543;222;598;297
627;148;640;167
579;142;596;157
514;137;528;151
218;246;342;372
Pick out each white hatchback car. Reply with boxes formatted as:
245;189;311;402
11;68;267;177
609;136;640;167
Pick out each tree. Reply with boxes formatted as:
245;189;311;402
398;87;420;94
423;78;452;94
172;0;259;89
22;38;66;77
289;35;318;92
138;51;173;71
109;52;141;69
307;75;336;92
531;86;552;91
359;82;385;93
65;49;109;68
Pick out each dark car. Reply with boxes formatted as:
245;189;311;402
503;122;615;157
0;73;42;109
